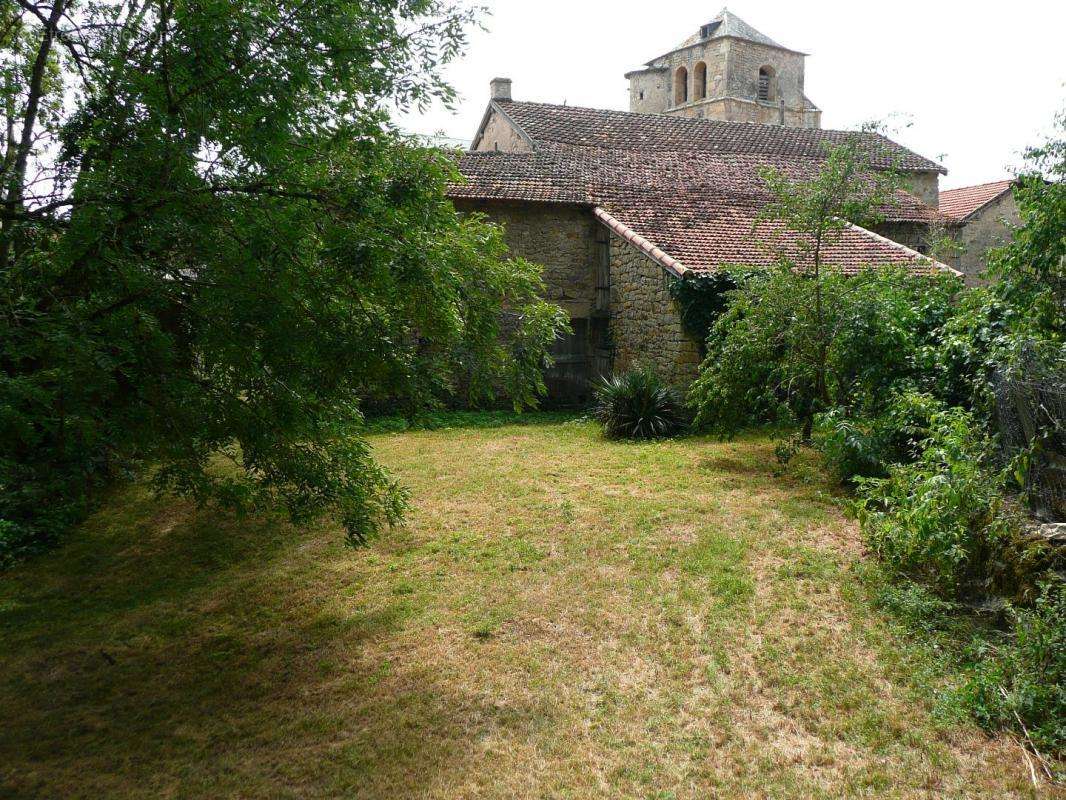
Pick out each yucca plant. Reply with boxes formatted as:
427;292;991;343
594;367;688;440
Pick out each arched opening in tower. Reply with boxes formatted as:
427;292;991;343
674;66;689;105
694;62;707;100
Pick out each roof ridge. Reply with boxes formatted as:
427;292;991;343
593;207;688;277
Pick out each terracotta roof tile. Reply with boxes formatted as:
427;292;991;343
494;101;945;174
453;146;942;223
597;188;943;277
451;148;948;276
939;180;1015;220
446;150;588;204
450;101;953;278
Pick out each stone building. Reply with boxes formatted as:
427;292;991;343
626;9;821;128
939;180;1020;285
448;11;958;405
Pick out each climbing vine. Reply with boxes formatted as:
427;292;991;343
668;270;747;353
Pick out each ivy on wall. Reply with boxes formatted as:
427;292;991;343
667;270;748;353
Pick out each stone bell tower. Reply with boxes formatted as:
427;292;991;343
625;8;821;128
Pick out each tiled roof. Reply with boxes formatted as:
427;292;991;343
939;180;1014;220
494;101;945;174
599;188;943;276
447;150;587;204
451;148;949;276
453;147;944;224
668;9;791;55
451;99;953;278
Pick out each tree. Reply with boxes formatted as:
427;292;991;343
0;0;567;561
930;111;1065;417
689;137;953;440
988;111;1065;346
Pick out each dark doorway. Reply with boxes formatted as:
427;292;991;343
543;317;612;408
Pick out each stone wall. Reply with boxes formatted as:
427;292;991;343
723;39;806;111
609;234;702;387
627;68;671;115
452;199;598;316
952;191;1020;286
661;39;730;108
872;221;930;255
473;108;531;153
628;36;818;128
904;171;941;208
452;199;606;405
669;96;820;127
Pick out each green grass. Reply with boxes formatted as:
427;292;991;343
0;415;1047;798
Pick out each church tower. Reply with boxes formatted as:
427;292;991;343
625;9;821;128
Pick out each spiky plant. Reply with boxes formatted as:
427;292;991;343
594;367;688;440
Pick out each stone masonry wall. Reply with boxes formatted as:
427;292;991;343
609;234;702;387
872;221;930;255
904;171;941;208
474;108;531;153
452;200;598;316
662;39;729;108
723;39;806;111
669;96;820;127
627;68;671;115
631;36;817;128
953;191;1020;286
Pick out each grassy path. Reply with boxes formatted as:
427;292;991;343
0;417;1050;798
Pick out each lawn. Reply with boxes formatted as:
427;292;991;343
0;415;1049;798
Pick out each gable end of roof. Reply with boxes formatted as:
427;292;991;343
939;180;1016;221
470;100;536;152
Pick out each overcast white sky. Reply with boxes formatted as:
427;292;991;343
397;0;1066;189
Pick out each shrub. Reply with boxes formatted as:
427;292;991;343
957;580;1066;762
667;269;746;354
689;264;958;438
817;392;945;483
594;368;688;440
856;408;1035;599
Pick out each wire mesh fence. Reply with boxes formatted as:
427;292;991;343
995;346;1066;522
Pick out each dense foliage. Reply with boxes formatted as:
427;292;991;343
594;367;688;440
690;265;957;438
667;270;741;354
851;118;1065;572
687;138;956;441
688;118;1066;763
816;390;945;483
856;407;1061;601
0;0;567;562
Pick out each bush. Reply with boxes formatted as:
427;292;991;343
857;407;1014;601
594;368;688;440
689;265;958;438
817;392;946;483
856;408;1039;600
957;580;1066;761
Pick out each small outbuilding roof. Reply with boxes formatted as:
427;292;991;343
938;180;1015;221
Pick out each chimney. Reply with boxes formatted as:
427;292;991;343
779;98;786;125
490;77;512;102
